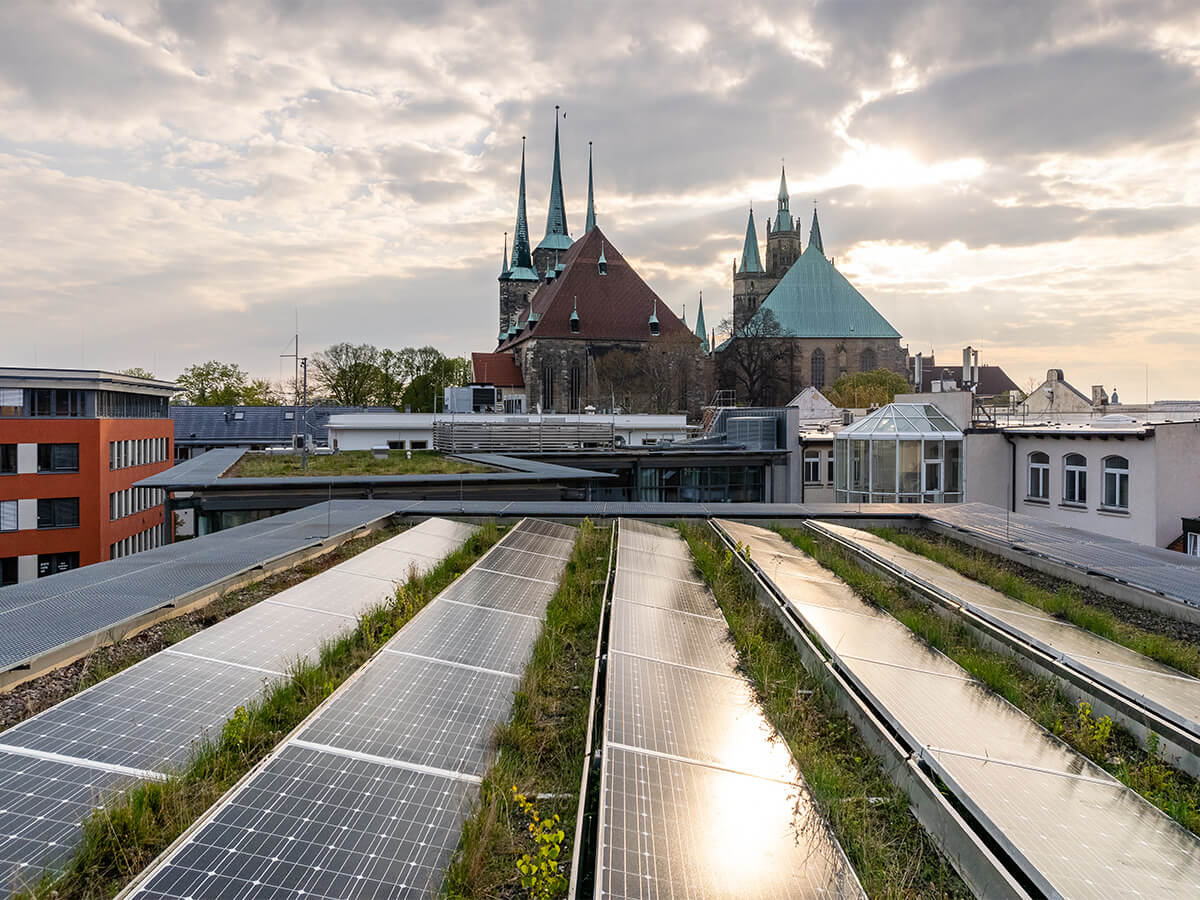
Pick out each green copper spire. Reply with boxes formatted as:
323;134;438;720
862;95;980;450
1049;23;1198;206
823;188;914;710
775;163;792;232
538;106;572;252
739;208;763;273
809;206;824;255
508;138;536;278
500;232;510;277
585;141;596;233
694;290;709;353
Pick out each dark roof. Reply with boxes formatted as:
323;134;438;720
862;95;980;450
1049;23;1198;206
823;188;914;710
919;364;1020;397
471;353;524;387
170;405;394;446
499;227;696;348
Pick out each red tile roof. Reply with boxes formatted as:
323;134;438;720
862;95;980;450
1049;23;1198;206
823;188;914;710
471;352;524;387
499;227;696;349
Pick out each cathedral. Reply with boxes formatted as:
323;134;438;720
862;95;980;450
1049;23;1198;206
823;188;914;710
717;167;909;404
479;113;710;416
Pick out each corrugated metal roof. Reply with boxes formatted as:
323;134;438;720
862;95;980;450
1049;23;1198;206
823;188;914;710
171;406;393;445
749;242;900;339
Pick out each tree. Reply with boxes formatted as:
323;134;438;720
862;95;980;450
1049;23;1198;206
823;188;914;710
311;343;382;407
716;309;792;406
824;369;909;409
398;354;472;411
120;367;156;380
175;361;251;406
241;378;283;406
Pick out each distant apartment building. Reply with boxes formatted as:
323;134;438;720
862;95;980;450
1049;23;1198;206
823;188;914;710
0;369;176;585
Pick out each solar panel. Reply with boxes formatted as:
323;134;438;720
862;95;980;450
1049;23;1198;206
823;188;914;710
595;520;863;898
815;522;1200;735
124;519;577;899
719;518;1200;897
0;519;477;892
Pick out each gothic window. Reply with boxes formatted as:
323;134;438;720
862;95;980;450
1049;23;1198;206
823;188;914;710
569;365;582;412
861;348;877;372
811;348;826;388
541;365;555;411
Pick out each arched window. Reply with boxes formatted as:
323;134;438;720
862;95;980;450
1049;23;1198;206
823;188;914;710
569;365;582;412
1028;451;1049;500
1063;453;1087;505
1103;455;1129;510
541;365;555;412
811;348;826;388
860;348;877;372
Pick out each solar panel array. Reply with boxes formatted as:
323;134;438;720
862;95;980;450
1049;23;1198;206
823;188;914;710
124;518;577;900
815;521;1200;737
926;502;1200;607
719;518;1200;899
596;519;864;898
0;518;475;895
0;499;405;673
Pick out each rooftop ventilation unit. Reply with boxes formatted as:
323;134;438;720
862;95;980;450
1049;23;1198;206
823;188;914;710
727;416;777;450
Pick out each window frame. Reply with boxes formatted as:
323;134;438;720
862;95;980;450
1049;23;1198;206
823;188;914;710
0;443;15;475
37;442;80;473
36;496;80;529
1027;451;1050;501
1102;455;1130;511
1063;453;1087;506
803;449;822;484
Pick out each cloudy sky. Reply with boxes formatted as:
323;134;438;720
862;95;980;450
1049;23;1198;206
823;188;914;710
2;1;1199;400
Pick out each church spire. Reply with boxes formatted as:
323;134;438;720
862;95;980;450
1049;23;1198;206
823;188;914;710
500;232;510;276
510;138;534;272
809;206;824;255
538;105;570;250
775;163;792;233
585;141;596;233
738;208;763;273
694;290;709;353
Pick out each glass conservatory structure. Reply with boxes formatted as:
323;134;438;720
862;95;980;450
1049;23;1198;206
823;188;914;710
834;403;964;503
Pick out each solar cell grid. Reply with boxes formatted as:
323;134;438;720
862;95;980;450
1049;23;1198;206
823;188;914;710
498;528;574;559
720;517;1200;898
128;743;472;900
435;569;555;617
608;601;739;676
0;751;134;890
477;546;572;583
175;603;353;674
389;598;544;676
612;568;720;618
0;653;273;772
298;652;516;777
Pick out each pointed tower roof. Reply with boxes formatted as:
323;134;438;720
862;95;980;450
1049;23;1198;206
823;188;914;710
738;208;763;273
508;139;538;281
775;164;793;233
585;141;596;233
694;291;709;353
500;232;510;277
537;106;572;252
809;207;824;255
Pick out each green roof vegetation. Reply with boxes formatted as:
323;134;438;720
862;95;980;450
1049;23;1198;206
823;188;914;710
225;449;496;478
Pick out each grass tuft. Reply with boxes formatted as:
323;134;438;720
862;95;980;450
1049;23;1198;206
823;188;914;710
17;521;503;900
679;522;970;898
442;519;610;899
872;527;1200;677
777;525;1200;839
227;449;495;478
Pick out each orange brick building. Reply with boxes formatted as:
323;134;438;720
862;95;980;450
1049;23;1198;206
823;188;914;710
1;369;176;585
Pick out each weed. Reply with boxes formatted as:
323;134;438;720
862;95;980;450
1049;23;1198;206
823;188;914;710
512;788;568;899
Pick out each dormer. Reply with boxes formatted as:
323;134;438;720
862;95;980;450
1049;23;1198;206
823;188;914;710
569;296;580;334
648;298;660;336
598;240;608;276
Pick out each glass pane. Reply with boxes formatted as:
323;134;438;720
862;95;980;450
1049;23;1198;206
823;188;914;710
925;461;941;491
899;440;921;495
871;439;897;498
835;444;847;491
946;442;962;492
924;441;942;460
850;440;869;492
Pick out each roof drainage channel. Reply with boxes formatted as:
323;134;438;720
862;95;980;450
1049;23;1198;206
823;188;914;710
119;518;578;900
592;519;865;898
812;520;1200;775
0;518;475;894
718;518;1200;899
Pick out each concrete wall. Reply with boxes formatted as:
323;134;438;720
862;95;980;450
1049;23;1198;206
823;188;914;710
897;390;973;431
1153;422;1200;547
964;432;1010;507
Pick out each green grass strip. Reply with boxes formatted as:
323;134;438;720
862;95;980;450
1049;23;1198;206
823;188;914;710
778;526;1200;839
872;527;1200;677
679;522;970;899
18;522;504;900
442;519;610;899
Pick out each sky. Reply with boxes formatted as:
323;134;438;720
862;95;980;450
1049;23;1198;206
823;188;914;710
1;1;1199;401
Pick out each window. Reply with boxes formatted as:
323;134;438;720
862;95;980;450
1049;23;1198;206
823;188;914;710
37;443;79;473
827;455;834;484
569;365;582;413
1;556;17;586
37;551;79;578
0;388;23;417
803;449;822;483
0;500;16;532
1103;456;1129;510
1063;453;1087;505
1188;534;1199;557
1028;451;1049;500
37;497;80;529
860;348;877;372
30;389;85;417
0;443;15;474
410;440;428;450
811;348;826;389
924;440;942;496
541;365;555;411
